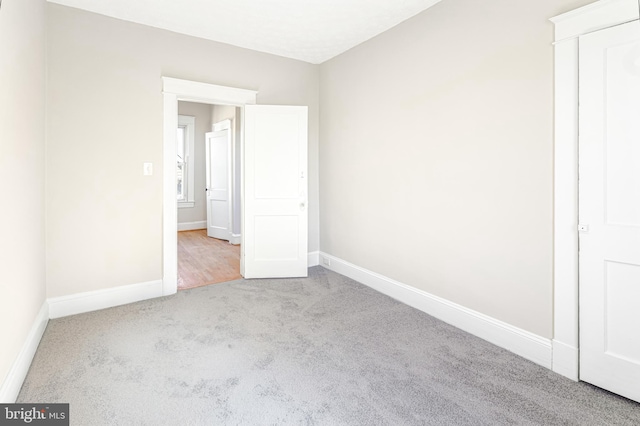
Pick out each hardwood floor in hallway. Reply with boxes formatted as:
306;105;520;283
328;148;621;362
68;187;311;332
178;229;241;290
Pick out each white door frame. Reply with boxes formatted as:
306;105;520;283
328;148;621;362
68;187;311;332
162;77;257;295
551;0;639;380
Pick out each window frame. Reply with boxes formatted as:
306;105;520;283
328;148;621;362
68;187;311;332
177;115;196;208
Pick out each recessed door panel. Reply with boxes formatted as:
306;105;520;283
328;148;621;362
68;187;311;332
254;114;300;199
605;261;640;364
254;216;299;261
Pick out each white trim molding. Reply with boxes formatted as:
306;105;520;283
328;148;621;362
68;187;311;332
307;251;320;267
552;340;580;380
551;0;639;42
48;280;163;319
177;220;207;231
230;234;242;245
319;253;552;369
0;302;49;403
163;77;257;296
163;77;257;106
163;89;179;296
550;0;639;381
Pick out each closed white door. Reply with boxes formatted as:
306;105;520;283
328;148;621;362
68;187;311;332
243;105;308;278
205;120;232;241
579;20;640;403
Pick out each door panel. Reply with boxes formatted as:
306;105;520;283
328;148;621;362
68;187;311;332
254;113;301;199
254;215;300;261
579;20;640;403
243;105;308;278
604;261;640;363
205;122;232;241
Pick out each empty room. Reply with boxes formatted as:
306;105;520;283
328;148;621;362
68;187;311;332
1;0;639;424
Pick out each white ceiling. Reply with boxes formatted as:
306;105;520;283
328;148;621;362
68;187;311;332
47;0;442;64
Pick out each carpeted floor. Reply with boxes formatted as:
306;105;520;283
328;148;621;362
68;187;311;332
18;267;640;425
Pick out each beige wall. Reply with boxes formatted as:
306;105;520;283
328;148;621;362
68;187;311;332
177;101;210;225
46;4;319;298
319;0;594;338
0;0;600;398
0;0;47;391
211;105;237;124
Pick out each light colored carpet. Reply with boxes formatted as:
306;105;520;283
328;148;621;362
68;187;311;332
18;267;640;425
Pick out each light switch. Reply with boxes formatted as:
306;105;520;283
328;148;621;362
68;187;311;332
143;162;153;176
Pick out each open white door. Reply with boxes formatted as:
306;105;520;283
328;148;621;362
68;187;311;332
243;105;308;278
205;120;232;241
579;21;640;403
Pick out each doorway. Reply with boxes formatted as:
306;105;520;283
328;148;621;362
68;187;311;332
162;77;309;295
162;78;257;296
176;101;243;290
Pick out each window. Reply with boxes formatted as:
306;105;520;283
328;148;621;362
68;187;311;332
176;126;186;200
177;115;195;208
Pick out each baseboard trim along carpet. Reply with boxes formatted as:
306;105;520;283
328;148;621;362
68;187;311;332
177;221;207;231
48;280;164;319
0;301;49;403
318;252;553;369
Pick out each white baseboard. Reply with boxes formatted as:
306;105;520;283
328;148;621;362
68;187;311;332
552;340;579;381
308;251;320;267
177;221;206;231
319;252;553;369
48;280;164;319
0;301;49;403
230;234;241;245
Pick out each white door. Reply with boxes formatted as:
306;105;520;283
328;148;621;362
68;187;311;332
579;20;640;403
243;105;308;278
205;120;232;241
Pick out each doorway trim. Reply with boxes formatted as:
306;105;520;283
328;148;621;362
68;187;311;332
550;0;639;381
162;77;257;295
